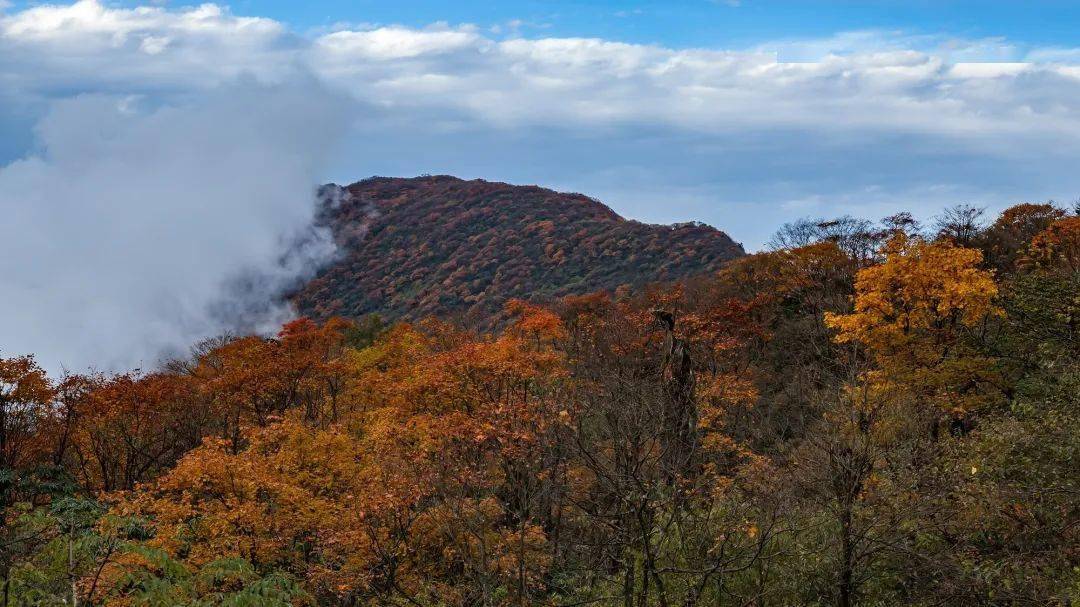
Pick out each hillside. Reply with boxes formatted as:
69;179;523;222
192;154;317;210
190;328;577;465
293;175;745;324
7;201;1078;605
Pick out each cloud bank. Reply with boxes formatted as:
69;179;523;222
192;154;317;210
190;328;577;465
4;1;1079;140
0;82;347;373
1;0;1080;371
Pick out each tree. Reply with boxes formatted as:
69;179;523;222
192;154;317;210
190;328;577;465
0;356;52;471
101;307;569;606
934;204;985;247
769;216;878;263
983;203;1066;271
894;260;1080;605
0;355;54;607
1025;215;1080;273
64;372;201;492
553;290;771;607
825;234;1002;423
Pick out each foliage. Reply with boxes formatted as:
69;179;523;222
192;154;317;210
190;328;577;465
294;176;744;326
825;233;1001;418
1;202;1078;606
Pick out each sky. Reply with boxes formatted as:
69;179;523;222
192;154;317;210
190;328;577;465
15;1;1080;50
2;0;1080;373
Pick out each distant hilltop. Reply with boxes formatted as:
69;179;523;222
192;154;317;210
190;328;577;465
293;175;745;325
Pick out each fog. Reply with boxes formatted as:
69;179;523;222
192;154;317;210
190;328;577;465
0;81;348;374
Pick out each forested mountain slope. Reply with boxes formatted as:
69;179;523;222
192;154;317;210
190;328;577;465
293;175;745;324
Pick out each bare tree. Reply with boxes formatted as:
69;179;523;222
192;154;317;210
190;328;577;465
769;216;879;263
934;204;985;246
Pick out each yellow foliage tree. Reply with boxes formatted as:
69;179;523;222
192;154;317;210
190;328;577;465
825;234;1002;418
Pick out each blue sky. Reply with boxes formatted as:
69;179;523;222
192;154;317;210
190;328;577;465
291;1;1079;51
22;0;1073;51
2;0;1080;371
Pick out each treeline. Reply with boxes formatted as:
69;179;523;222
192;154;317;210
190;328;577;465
0;203;1077;606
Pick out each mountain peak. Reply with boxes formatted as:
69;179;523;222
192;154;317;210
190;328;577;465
294;176;744;325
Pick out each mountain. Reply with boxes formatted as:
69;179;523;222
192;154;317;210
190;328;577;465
293;175;745;326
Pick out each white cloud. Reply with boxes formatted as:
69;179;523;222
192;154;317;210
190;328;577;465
754;29;1021;63
314;24;485;60
301;26;1080;145
0;81;349;374
0;0;279;44
0;0;296;93
3;2;1079;143
139;34;170;55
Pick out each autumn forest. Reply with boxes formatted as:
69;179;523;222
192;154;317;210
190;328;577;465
1;201;1078;607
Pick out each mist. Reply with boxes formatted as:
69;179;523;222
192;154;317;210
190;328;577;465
0;80;349;375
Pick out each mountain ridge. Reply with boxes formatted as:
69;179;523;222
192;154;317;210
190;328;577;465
293;175;745;325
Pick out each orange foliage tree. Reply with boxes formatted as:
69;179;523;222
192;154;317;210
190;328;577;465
0;356;53;472
1025;215;1080;273
983;203;1067;271
99;305;569;606
64;372;201;492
